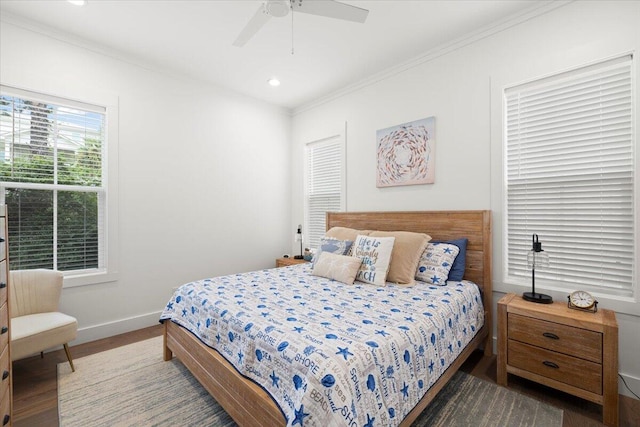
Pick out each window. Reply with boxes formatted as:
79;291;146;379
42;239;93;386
304;135;345;250
0;87;106;275
504;55;634;298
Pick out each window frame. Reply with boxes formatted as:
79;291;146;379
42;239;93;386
303;133;346;251
499;54;637;308
0;84;119;288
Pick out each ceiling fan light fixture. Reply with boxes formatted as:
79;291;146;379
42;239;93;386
267;78;281;87
265;0;290;18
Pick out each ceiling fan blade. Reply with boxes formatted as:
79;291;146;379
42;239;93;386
233;5;272;47
292;0;368;23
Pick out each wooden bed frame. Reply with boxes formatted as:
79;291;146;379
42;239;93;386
163;210;492;426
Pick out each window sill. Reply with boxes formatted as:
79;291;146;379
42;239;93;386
62;269;118;288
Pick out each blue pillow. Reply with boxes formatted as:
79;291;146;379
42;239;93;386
312;238;353;267
432;238;468;281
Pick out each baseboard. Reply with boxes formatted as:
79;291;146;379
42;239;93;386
73;310;162;345
618;372;640;400
491;336;639;400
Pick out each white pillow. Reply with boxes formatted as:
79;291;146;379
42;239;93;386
311;252;362;284
351;234;395;286
415;242;460;285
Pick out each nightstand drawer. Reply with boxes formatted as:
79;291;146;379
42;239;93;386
498;294;618;426
508;340;602;394
508;313;602;363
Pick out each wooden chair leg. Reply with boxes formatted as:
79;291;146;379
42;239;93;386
63;343;75;372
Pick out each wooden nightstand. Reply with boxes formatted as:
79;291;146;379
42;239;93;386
497;293;618;427
275;257;309;268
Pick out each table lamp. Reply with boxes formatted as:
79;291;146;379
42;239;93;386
523;233;552;304
294;224;303;259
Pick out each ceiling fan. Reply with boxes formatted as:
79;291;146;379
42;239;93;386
233;0;369;47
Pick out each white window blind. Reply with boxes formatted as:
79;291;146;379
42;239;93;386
305;136;344;250
505;55;634;297
0;86;106;273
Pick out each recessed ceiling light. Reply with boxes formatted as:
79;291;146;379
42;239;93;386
67;0;87;6
267;78;281;87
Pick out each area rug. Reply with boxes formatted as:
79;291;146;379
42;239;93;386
58;336;563;427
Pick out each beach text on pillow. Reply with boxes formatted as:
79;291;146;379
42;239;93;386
351;235;395;286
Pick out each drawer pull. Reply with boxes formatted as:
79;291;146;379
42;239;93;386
1;371;7;380
0;283;5;289
0;327;7;335
2;414;8;426
542;332;559;340
542;360;559;369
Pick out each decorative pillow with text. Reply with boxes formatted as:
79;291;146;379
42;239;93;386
351;235;395;286
415;242;460;285
431;238;468;281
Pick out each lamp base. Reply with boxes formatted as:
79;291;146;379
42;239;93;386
523;291;553;304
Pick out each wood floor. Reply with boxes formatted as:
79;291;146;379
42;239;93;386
11;325;640;427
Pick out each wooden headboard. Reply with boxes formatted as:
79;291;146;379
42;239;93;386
326;210;491;288
326;210;492;342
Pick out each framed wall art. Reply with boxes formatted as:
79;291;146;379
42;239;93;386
376;116;435;187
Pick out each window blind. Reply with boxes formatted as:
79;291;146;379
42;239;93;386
0;87;106;272
505;55;634;297
305;136;344;250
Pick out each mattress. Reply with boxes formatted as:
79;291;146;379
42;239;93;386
160;264;484;427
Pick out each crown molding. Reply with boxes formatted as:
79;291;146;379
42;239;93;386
1;1;574;116
292;0;574;116
0;11;165;75
0;11;290;114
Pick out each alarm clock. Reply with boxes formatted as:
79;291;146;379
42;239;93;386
567;290;598;313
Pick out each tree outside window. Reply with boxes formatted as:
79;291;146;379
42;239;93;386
0;91;105;273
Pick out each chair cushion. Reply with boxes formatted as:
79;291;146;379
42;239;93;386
10;312;78;361
10;269;64;317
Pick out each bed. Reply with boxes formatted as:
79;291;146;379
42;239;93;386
161;210;492;426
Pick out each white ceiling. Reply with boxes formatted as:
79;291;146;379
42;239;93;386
0;0;551;111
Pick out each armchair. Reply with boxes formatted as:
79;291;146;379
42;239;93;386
9;269;77;371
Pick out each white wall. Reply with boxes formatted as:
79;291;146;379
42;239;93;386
0;21;292;342
291;1;640;399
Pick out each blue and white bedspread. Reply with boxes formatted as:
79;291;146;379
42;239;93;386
160;264;484;427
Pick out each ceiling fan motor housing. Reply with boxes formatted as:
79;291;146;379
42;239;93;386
235;0;368;47
265;0;290;18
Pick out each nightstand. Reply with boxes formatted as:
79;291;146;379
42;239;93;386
275;257;309;268
497;293;618;427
